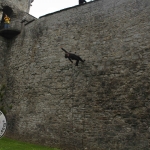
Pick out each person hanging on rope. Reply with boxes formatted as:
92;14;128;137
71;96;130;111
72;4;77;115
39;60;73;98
79;0;87;5
61;47;85;66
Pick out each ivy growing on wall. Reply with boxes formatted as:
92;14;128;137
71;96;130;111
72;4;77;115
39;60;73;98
0;84;12;115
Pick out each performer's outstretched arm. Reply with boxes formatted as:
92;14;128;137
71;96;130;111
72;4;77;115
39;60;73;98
61;47;68;53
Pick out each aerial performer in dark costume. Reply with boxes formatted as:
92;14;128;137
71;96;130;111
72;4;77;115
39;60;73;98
61;47;85;66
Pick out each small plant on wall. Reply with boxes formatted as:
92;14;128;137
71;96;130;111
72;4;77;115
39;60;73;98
0;84;12;115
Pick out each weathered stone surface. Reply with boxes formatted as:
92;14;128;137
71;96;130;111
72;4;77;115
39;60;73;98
0;0;31;13
0;0;150;150
0;37;7;83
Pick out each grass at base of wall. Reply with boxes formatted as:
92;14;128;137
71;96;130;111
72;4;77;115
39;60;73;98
0;137;60;150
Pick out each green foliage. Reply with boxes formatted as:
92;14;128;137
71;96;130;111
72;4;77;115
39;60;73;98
0;106;7;115
0;137;60;150
0;84;6;101
0;84;12;115
1;84;6;91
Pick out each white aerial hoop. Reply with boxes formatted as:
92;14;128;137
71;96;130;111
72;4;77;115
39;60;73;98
0;111;7;138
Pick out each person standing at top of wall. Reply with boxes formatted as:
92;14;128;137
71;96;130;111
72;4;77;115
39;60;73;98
79;0;87;5
4;14;10;29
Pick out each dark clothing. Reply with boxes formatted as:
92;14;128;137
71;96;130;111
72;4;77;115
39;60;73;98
66;53;84;66
61;48;85;66
79;0;87;5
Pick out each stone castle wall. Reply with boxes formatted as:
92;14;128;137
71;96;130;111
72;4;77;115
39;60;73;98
9;0;29;12
0;36;7;88
2;0;150;150
0;0;30;12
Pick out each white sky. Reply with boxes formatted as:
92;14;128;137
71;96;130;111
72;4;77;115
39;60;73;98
29;0;91;18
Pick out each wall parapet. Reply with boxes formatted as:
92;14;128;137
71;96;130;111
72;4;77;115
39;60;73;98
0;20;21;38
